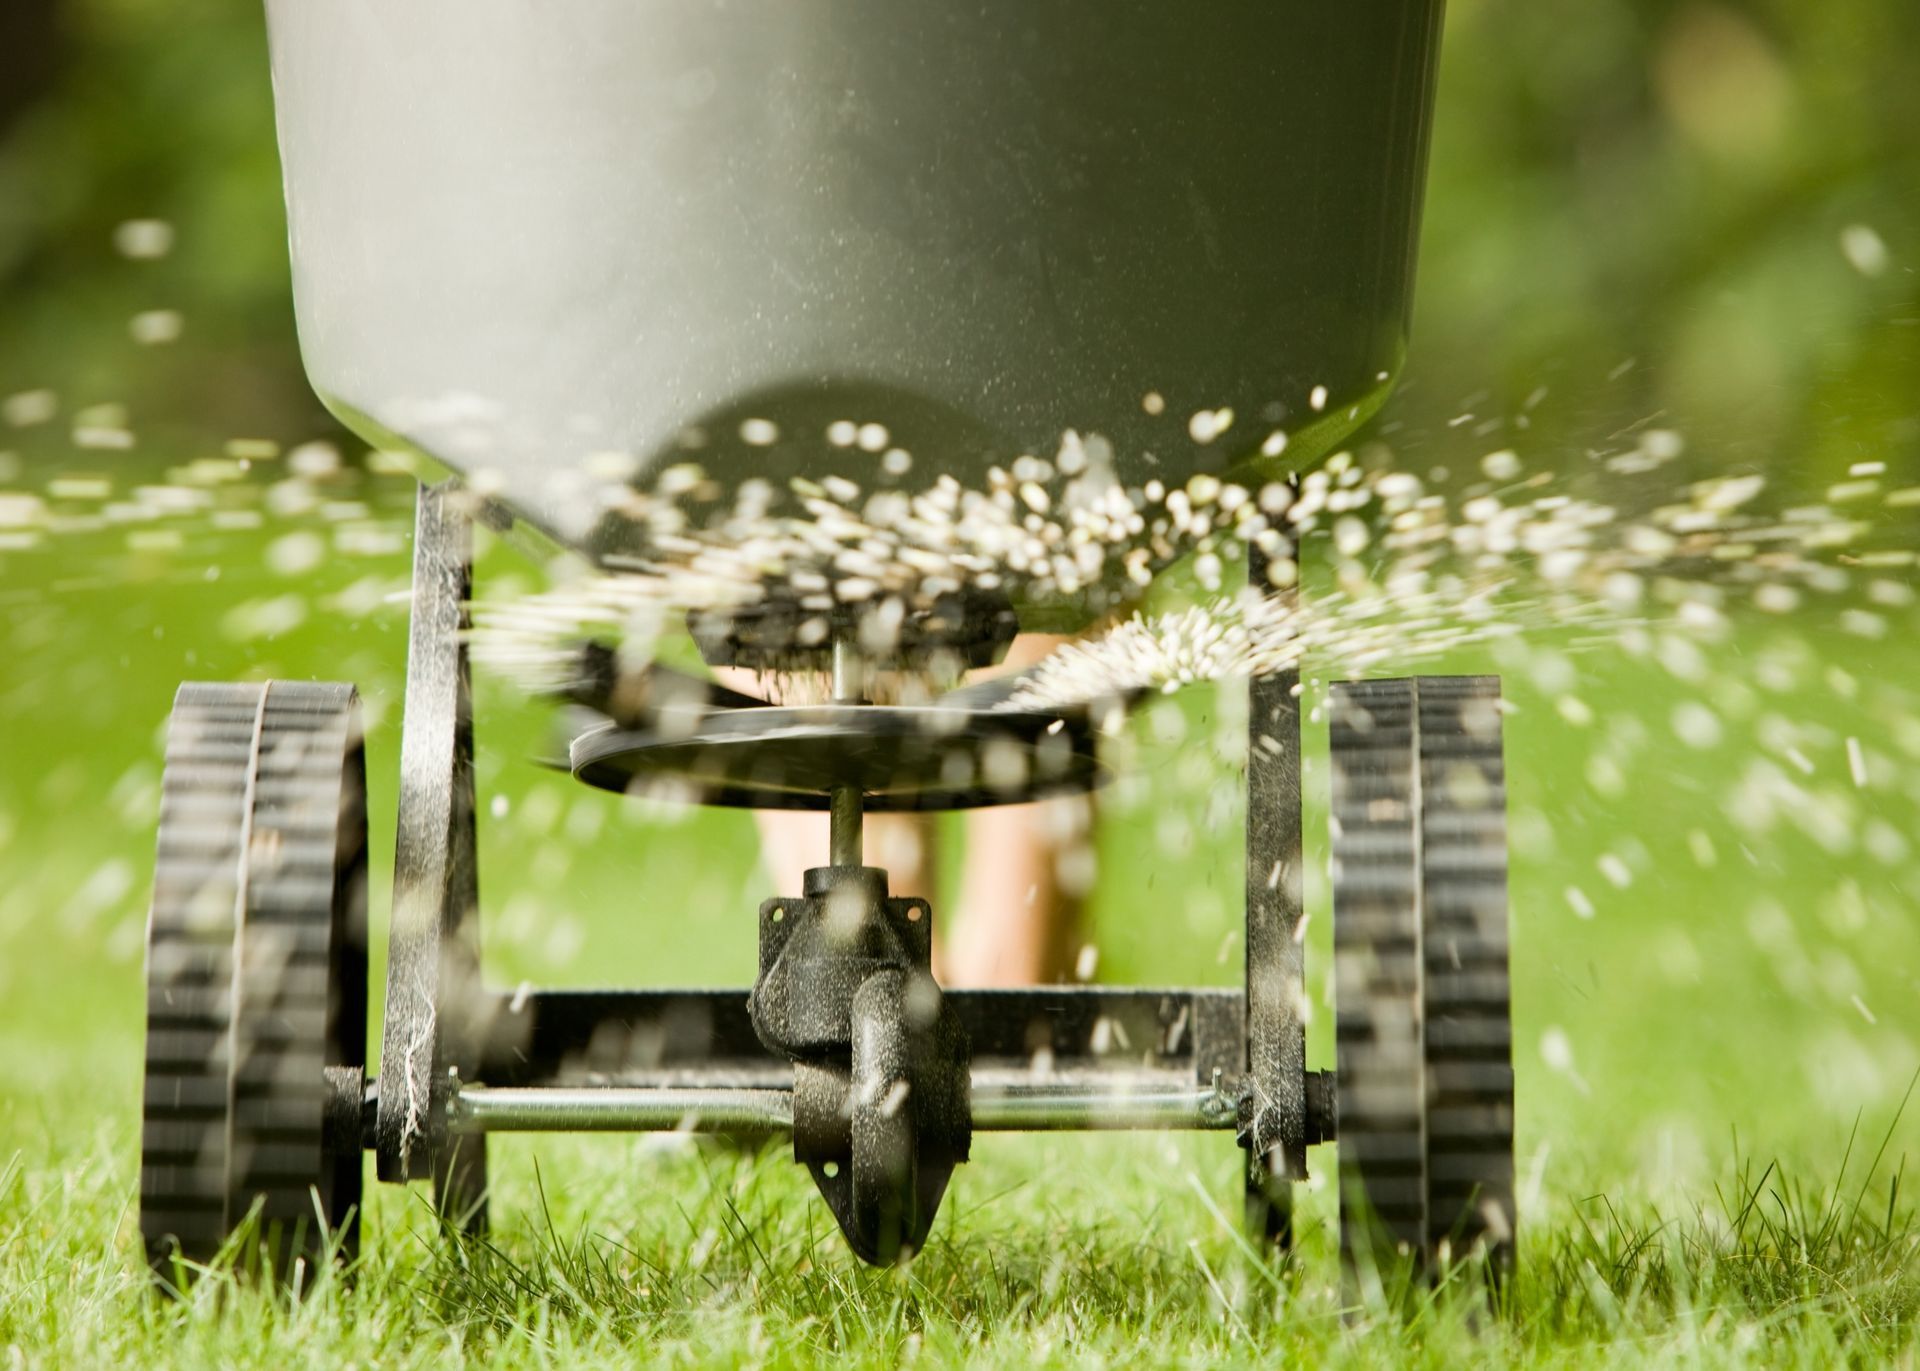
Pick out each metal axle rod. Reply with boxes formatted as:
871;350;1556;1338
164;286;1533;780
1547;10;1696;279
448;1075;1240;1136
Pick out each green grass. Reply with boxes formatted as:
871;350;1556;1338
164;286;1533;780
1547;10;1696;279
3;459;1919;1365
3;1121;1916;1366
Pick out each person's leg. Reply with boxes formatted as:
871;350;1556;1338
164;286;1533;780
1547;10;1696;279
936;633;1087;987
937;793;1090;987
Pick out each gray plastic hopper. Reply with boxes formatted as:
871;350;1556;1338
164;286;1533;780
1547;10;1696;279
265;0;1443;610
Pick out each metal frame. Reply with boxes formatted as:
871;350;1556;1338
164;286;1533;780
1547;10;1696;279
363;481;1331;1229
451;1079;1243;1135
375;481;487;1225
1244;541;1307;1241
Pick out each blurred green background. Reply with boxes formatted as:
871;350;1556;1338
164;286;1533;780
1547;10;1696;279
1;0;1917;1220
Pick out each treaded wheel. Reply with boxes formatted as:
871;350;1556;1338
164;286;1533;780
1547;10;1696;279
140;681;370;1286
1330;675;1515;1283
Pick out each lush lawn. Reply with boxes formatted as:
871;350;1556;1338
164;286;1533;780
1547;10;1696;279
2;461;1917;1365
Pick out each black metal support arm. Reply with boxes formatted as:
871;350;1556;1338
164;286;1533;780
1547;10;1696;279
1244;540;1309;1240
473;986;1241;1085
375;481;488;1227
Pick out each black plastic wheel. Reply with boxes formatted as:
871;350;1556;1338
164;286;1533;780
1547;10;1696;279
140;681;370;1286
1329;676;1516;1282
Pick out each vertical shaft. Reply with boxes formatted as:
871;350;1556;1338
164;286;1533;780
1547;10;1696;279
829;630;865;867
830;784;863;867
831;635;864;705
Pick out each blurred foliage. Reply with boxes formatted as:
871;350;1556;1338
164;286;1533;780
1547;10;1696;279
1409;0;1919;495
0;0;327;455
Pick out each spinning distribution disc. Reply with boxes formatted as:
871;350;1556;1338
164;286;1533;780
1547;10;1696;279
570;703;1105;811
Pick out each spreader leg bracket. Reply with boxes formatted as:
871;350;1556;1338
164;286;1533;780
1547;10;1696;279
749;862;971;1265
375;481;490;1231
1243;541;1308;1245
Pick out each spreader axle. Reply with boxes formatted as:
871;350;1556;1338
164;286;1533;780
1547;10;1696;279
446;1073;1243;1137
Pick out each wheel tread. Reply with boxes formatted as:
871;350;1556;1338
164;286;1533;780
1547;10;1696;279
140;681;368;1285
1332;676;1516;1278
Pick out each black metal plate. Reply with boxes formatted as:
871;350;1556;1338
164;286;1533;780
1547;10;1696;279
474;987;1247;1088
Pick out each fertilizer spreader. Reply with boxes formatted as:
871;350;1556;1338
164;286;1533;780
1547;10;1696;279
139;0;1515;1286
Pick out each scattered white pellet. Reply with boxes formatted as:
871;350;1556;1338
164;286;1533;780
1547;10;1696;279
1839;224;1889;277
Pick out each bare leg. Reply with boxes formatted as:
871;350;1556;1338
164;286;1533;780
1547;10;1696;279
938;634;1086;987
938;793;1090;987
